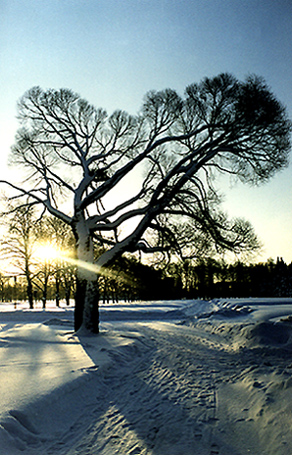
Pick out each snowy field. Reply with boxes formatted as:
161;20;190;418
1;298;292;455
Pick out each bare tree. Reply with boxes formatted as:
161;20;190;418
40;216;76;307
1;206;36;308
1;73;291;332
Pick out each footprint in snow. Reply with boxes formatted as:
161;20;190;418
79;365;99;373
129;447;142;454
210;443;220;454
9;409;39;435
194;432;203;440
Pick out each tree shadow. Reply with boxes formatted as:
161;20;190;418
74;324;226;454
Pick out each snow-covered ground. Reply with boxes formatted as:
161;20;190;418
1;297;292;455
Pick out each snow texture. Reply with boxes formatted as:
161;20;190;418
1;298;292;454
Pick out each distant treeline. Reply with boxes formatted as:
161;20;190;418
1;256;291;306
171;257;292;299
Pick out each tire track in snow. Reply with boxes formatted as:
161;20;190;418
44;323;238;455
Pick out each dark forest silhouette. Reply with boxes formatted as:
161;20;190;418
1;256;291;307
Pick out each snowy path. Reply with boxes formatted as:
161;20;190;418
24;322;231;455
1;299;292;454
47;323;228;455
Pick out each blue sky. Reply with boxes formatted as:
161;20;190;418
1;0;292;262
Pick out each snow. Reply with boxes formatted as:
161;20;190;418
1;298;292;454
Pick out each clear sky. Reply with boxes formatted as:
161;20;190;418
0;0;292;263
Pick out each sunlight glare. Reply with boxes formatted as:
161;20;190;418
35;243;60;262
34;245;133;285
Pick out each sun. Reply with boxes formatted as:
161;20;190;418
34;243;60;262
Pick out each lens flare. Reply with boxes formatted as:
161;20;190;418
60;255;101;274
34;245;134;286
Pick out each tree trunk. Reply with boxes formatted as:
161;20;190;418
65;285;71;306
74;217;100;333
82;279;100;333
75;275;100;333
63;268;73;306
55;269;60;307
27;278;34;309
42;267;48;309
25;264;34;309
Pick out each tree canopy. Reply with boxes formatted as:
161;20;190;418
1;73;291;332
